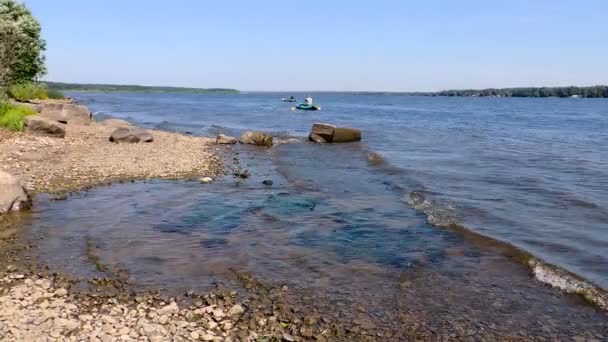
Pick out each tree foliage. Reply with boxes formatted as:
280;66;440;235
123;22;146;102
423;86;608;98
0;0;46;90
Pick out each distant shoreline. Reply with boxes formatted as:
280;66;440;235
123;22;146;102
263;85;608;98
43;81;239;94
42;82;608;98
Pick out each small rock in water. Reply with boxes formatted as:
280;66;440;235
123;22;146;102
200;177;213;184
367;152;384;166
233;169;250;179
216;134;237;145
227;304;245;318
262;180;273;186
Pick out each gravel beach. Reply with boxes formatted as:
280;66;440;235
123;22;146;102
0;123;222;194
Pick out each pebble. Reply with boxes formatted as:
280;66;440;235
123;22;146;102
158;314;169;324
0;274;266;341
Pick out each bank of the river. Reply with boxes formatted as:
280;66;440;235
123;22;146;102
0;114;222;194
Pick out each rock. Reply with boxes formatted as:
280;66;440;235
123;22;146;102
227;304;244;318
308;123;361;143
308;123;334;143
109;127;154;143
216;134;237;144
367;152;384;166
200;177;213;184
0;171;31;214
201;333;215;341
54;288;68;297
212;309;225;319
239;131;273;147
40;103;92;125
100;118;132;128
157;302;179;316
190;331;200;339
158;315;169;324
24;116;66;138
18;151;44;162
233;169;250;179
283;332;296;341
332;127;362;143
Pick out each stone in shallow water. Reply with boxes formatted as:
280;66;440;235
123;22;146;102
216;134;237;144
239;131;273;147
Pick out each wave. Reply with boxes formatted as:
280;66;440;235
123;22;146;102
529;259;608;311
405;190;608;311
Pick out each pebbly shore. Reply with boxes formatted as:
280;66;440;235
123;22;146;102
0;123;222;195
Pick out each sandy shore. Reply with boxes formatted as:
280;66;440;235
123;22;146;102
0;123;222;194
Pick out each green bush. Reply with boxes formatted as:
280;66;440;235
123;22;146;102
46;88;64;99
0;102;36;131
8;83;43;101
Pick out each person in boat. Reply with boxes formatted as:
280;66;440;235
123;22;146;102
305;95;313;105
289;96;295;100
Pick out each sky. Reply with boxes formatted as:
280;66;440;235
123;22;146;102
24;0;608;92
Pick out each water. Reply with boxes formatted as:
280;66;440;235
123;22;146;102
17;93;608;336
74;92;608;290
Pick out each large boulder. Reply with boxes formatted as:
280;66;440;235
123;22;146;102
333;127;362;143
309;123;335;143
100;118;132;128
309;123;361;143
40;104;92;125
109;127;154;143
0;171;30;214
24;116;66;138
239;131;273;147
216;134;237;144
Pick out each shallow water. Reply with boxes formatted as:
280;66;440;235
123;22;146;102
75;92;608;290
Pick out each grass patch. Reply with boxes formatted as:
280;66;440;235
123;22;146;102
7;83;64;101
0;102;37;131
8;83;45;101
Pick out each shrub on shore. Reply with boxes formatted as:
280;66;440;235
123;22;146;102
7;82;63;101
8;83;47;101
0;101;36;131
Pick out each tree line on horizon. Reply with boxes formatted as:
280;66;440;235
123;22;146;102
413;85;608;98
44;82;239;94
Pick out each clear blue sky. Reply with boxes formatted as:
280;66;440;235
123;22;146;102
25;0;608;91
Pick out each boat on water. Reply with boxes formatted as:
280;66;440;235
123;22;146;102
282;96;297;102
294;103;321;111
